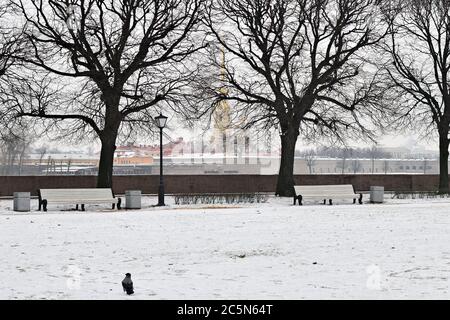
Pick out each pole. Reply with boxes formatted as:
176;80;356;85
158;127;165;206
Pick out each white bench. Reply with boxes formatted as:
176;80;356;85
293;184;362;206
38;188;122;211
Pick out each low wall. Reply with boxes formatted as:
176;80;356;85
0;174;446;197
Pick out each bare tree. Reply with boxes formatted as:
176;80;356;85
1;0;27;130
17;137;31;175
0;133;19;175
315;145;393;159
0;2;24;78
302;149;316;174
382;0;450;193
423;158;428;174
205;0;390;196
0;127;34;175
383;159;390;174
35;145;47;174
67;158;72;174
369;144;381;173
0;4;34;179
336;147;350;174
12;0;206;188
46;156;52;175
350;159;362;174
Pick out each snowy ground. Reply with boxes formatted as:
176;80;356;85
2;194;450;299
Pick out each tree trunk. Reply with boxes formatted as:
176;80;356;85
96;93;121;189
97;132;118;188
438;132;449;194
275;130;298;197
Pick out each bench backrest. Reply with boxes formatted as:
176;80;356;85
40;188;114;200
294;184;356;196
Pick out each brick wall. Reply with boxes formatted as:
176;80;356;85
0;174;446;197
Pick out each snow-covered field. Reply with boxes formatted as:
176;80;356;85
2;194;450;299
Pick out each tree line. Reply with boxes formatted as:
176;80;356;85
1;0;450;195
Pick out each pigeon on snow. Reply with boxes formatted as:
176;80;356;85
122;273;134;295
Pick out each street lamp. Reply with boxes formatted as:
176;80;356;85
155;113;168;206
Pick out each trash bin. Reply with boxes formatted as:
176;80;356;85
125;190;141;209
13;192;31;212
370;186;384;203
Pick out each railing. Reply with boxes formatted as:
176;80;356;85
391;191;450;199
174;193;269;205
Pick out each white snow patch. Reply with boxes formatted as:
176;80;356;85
1;195;450;299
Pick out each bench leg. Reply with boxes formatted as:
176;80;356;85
323;199;326;205
76;204;79;211
353;198;356;204
112;203;115;210
81;204;85;211
38;200;41;211
117;198;122;210
359;193;363;204
293;196;296;206
329;199;333;205
298;195;302;206
42;200;47;212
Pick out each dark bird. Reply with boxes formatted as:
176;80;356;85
122;273;134;295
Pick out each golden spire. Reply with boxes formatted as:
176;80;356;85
213;46;231;132
219;47;228;96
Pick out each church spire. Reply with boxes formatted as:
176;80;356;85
213;46;231;131
219;46;228;95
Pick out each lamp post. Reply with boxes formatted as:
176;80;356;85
155;113;168;206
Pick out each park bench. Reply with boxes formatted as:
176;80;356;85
38;188;122;211
293;184;363;206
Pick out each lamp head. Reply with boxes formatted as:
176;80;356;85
155;113;168;129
